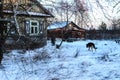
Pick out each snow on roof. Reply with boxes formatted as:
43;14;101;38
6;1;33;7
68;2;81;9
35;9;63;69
27;12;52;17
3;10;52;17
47;21;71;30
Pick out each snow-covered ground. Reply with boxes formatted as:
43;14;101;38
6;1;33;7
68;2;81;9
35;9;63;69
0;39;120;80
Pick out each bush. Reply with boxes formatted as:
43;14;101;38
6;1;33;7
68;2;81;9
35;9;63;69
33;51;50;62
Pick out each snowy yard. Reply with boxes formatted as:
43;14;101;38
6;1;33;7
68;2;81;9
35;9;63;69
0;39;120;80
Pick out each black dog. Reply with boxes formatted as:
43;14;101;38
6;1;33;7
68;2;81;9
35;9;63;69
86;42;97;51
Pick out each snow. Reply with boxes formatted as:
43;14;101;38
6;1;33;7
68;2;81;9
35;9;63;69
47;21;71;30
3;10;51;17
0;39;120;80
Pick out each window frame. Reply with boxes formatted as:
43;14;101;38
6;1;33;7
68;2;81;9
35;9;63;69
29;20;39;36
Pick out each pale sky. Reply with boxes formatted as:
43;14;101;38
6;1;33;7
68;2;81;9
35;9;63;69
41;0;120;29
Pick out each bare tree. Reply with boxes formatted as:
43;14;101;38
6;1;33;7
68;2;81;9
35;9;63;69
1;0;22;37
54;0;74;22
111;18;120;30
73;0;89;28
11;1;20;35
113;0;120;14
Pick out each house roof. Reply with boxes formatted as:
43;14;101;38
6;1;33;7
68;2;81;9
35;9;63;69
47;21;86;30
3;10;52;17
3;0;54;17
47;21;71;30
32;0;54;17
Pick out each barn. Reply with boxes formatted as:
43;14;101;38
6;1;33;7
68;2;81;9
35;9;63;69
47;21;86;41
0;0;53;50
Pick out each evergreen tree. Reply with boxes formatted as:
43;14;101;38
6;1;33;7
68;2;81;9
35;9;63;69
99;21;107;30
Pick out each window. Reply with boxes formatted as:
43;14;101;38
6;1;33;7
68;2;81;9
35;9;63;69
30;20;39;35
78;32;81;35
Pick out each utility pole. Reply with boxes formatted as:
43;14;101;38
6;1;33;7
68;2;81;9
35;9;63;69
0;0;4;65
0;0;4;37
0;0;3;18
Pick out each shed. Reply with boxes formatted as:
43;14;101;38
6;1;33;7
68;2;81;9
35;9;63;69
47;21;86;40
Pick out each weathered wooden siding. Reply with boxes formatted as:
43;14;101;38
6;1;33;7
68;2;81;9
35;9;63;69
47;29;86;40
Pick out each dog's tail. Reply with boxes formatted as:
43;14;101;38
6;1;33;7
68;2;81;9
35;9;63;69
95;47;97;49
93;45;97;49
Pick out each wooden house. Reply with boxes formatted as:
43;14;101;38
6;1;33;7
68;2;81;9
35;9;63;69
0;0;53;50
47;21;86;40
